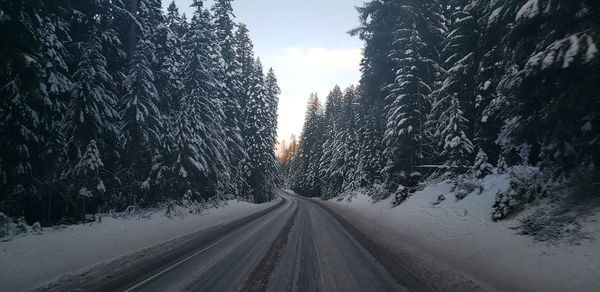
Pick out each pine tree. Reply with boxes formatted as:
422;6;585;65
265;68;281;187
61;0;128;214
212;0;246;196
438;97;474;168
212;0;236;61
38;14;71;160
120;0;163;206
495;0;600;175
234;23;260;200
152;1;186;201
1;0;281;223
0;0;70;219
145;0;182;120
63;32;121;215
241;60;278;202
290;94;325;197
382;1;444;189
473;148;493;179
469;0;515;165
429;0;478;169
81;0;128;103
278;134;299;186
319;86;344;198
355;103;385;186
234;23;256;112
340;86;361;192
287;0;600;204
36;12;73;222
166;0;187;38
349;1;398;185
172;0;230;201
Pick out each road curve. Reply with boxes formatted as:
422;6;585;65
40;190;428;292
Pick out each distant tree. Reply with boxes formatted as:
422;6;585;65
166;0;187;38
290;95;325;197
280;136;299;163
265;68;281;187
278;134;300;186
319;86;344;198
339;86;361;192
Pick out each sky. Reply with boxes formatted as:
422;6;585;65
166;0;364;142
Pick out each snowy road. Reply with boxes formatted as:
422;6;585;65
43;190;429;292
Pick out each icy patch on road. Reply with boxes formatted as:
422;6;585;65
0;199;279;292
319;173;600;291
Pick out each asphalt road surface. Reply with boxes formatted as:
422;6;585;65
42;190;429;292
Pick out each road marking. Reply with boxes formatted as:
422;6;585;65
123;218;257;292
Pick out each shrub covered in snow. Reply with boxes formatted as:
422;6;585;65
492;170;548;221
0;212;10;238
496;156;508;174
366;182;391;202
0;213;41;240
32;222;43;234
452;176;484;200
473;149;494;179
391;184;424;206
514;168;600;242
161;193;224;219
433;194;446;205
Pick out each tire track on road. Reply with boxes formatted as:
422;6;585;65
241;205;299;292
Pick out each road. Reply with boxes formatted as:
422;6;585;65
42;190;429;292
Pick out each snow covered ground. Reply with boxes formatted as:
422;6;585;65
0;199;279;292
316;171;600;291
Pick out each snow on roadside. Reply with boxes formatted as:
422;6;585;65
0;199;279;292
317;172;600;291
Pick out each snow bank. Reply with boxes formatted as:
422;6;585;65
0;199;279;292
320;173;600;291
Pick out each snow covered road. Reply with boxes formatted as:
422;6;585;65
263;191;420;292
20;190;430;292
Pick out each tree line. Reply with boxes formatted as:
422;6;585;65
284;0;600;201
0;0;280;225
